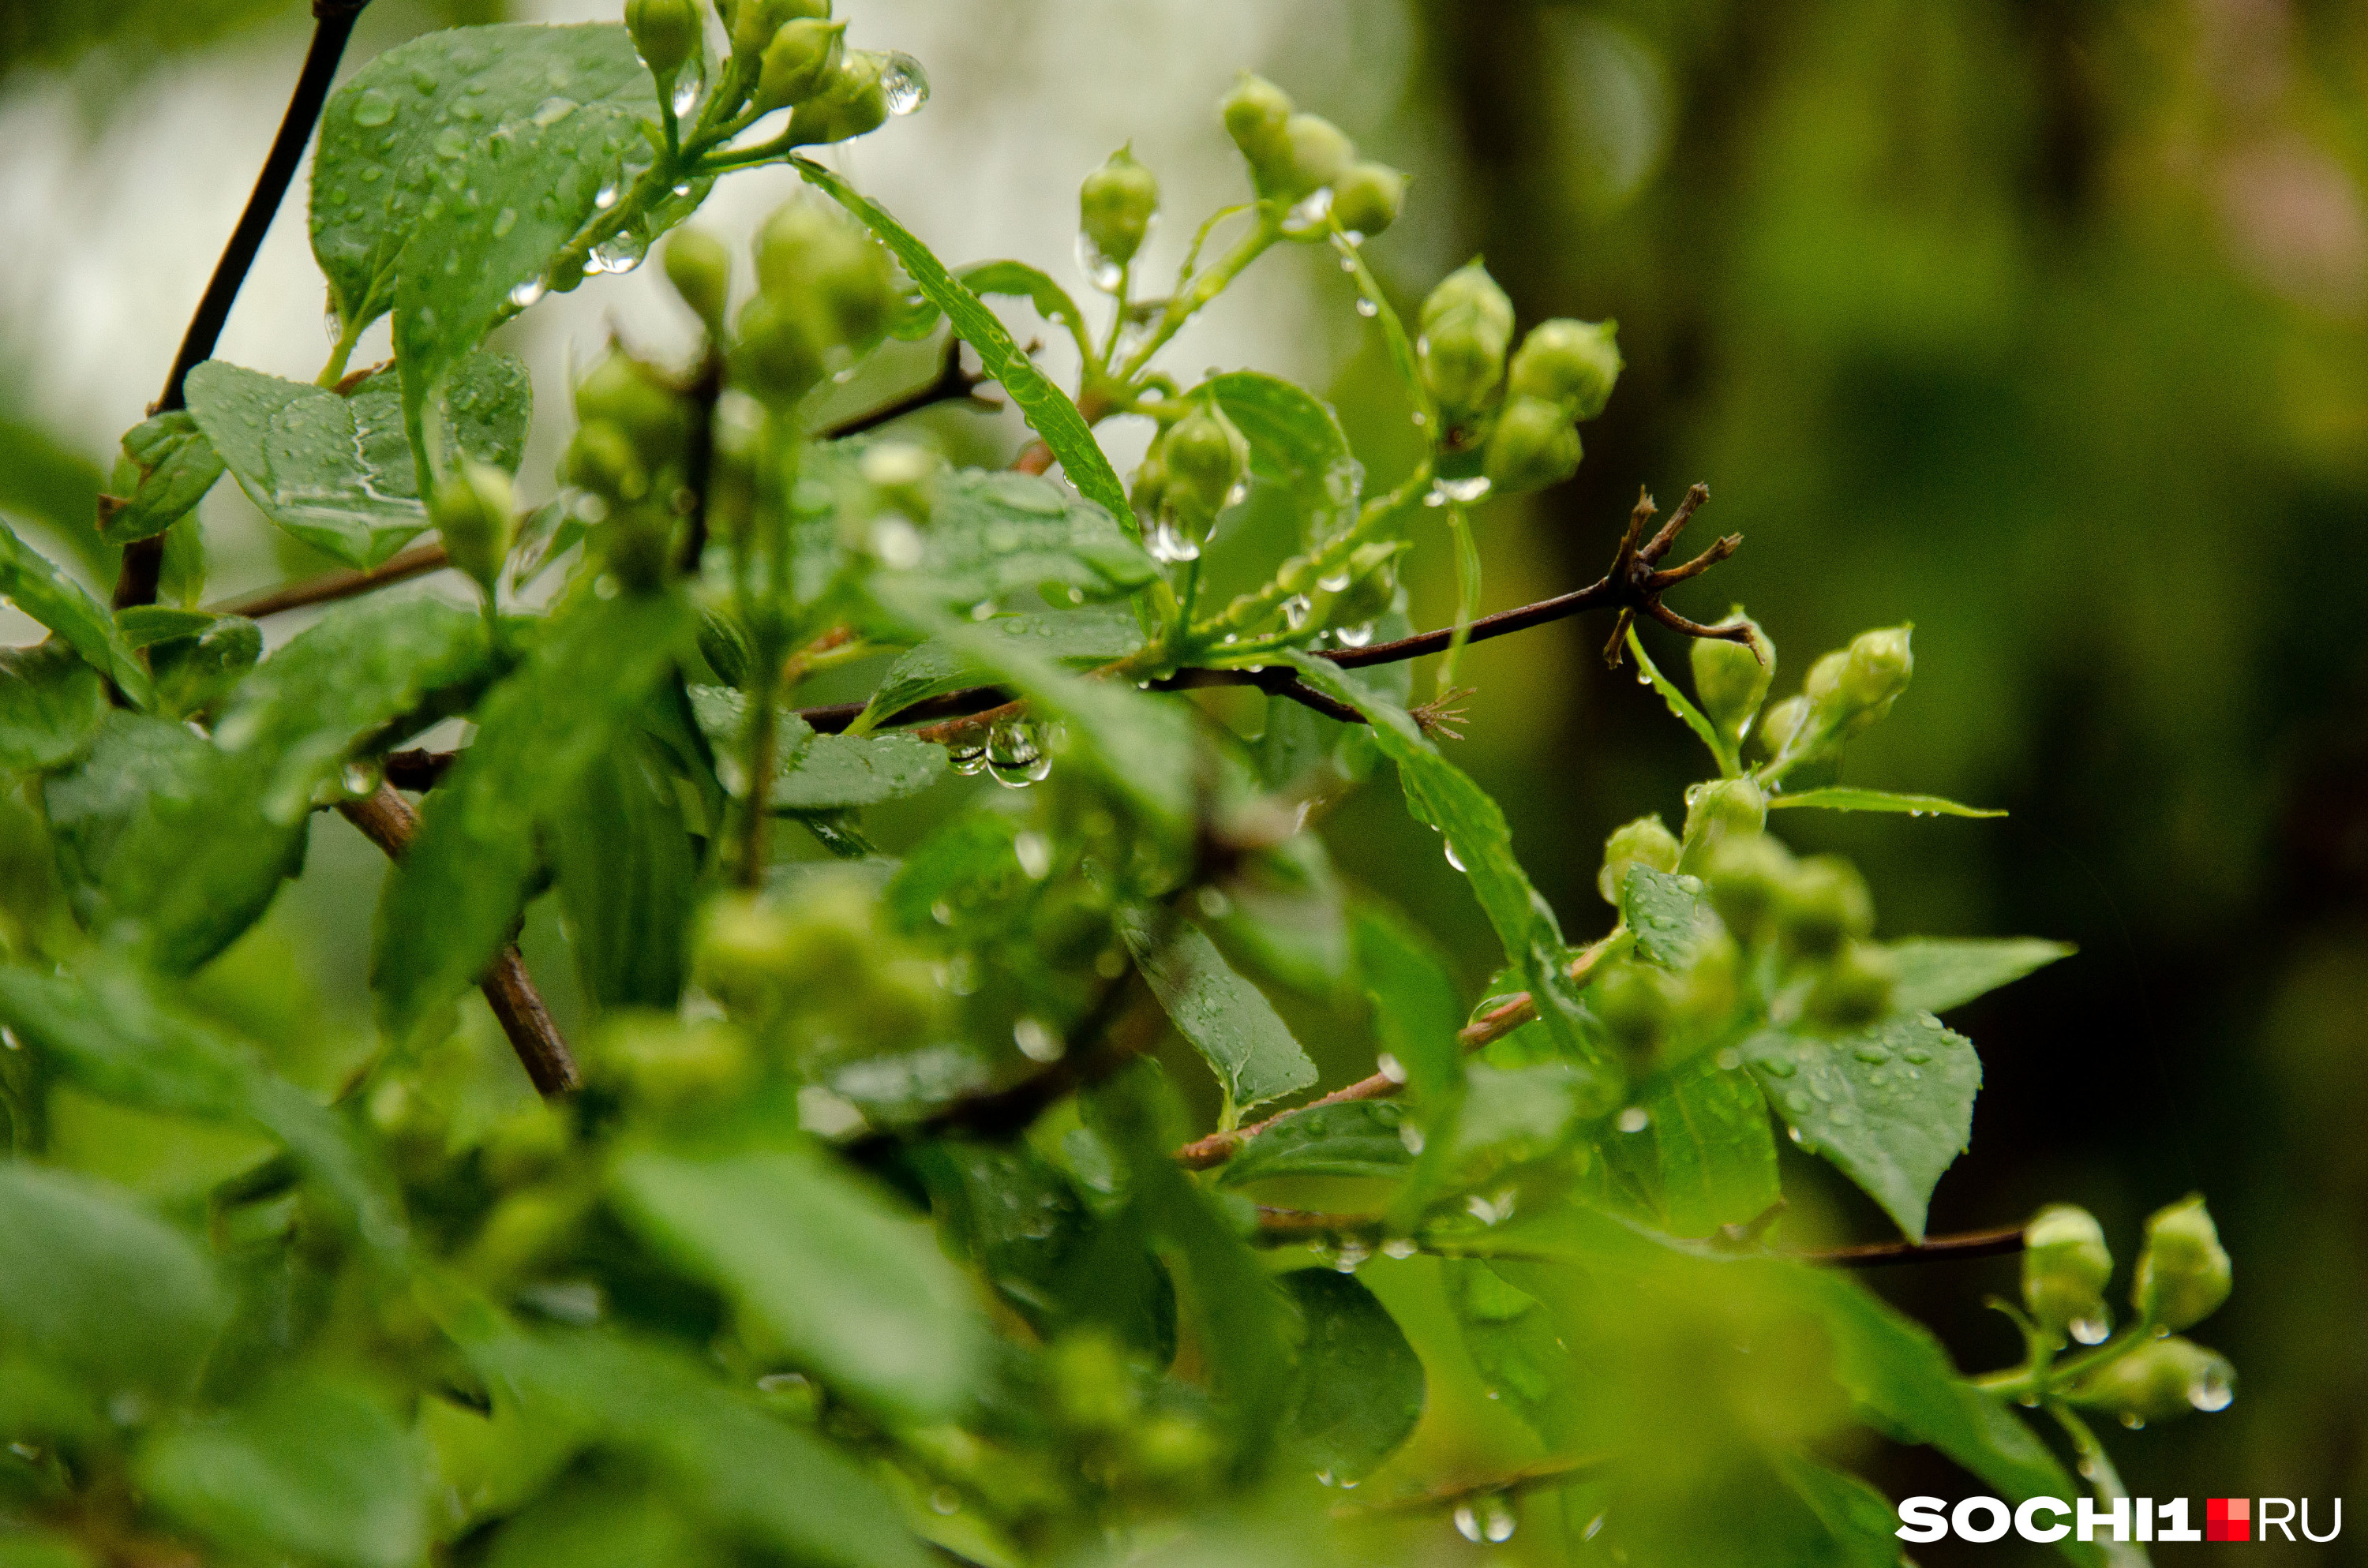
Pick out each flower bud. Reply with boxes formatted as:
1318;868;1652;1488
1803;649;1849;711
2133;1195;2231;1331
1418;260;1515;422
627;0;703;83
575;348;689;467
1506;318;1622;420
1160;402;1248;526
1840;626;1913;712
1804;939;1898;1031
2072;1337;2234;1425
1752;694;1809;761
788;49;889;145
1590;958;1675;1057
2022;1204;2114;1342
590;1016;757;1114
431;462;515;592
1598;813;1680;904
1278;113;1354;201
1482;395;1581;493
1774;855;1874;957
1220;73;1294;177
1129;448;1168;523
731;293;827;407
1078;145;1160;270
1327;541;1402;627
730;0;827;59
1048;1331;1140;1435
755;17;845;111
1691;616;1774;743
564;421;648;502
1679;776;1767;867
753;195;897;350
1704;832;1794;943
662;228;733;331
1329;160;1406;238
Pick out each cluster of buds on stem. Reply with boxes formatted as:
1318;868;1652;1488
1692;830;1898;1031
2034;1196;2236;1424
1133;399;1247;564
1754;627;1914;784
1407;260;1623;496
1220;74;1405;238
730;195;899;409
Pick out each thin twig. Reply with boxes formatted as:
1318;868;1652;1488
115;0;376;611
1788;1224;2027;1269
1334;1452;1613;1517
211;542;451;619
335;784;580;1097
819;336;999;440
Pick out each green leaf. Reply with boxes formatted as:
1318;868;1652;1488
484;1472;705;1568
99;412;223;544
1328;234;1433;425
909;468;1156;607
1625;625;1733;776
373;592;692;1040
856;606;1141;729
144;614;261;721
1620;865;1722;968
0;1163;227;1401
0;642;107;772
1277;1270;1424;1481
463;1328;932;1568
185;356;528;567
549;743;697;1012
1219;1100;1414;1186
1744;1012;1980;1241
1205;372;1363;549
1887;937;2074;1014
1767;788;2004;818
1439;1259;1582;1449
796;159;1137;532
1118;909;1317;1111
1602;1053;1778;1237
1770;1454;1909;1568
690;687;947;810
1350;903;1467;1105
43;713;305;975
610;1144;982;1423
0;964;401;1246
0;518;151;706
1285;652;1612;1095
957;260;1094;361
0;415;110;583
137;1377;425;1568
881;810;1028;934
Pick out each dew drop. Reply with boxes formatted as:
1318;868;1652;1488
2119;1413;2145;1430
1013;830;1053;880
1377;1052;1409;1084
1439;475;1493;503
1354;297;1379;317
1444;840;1467;873
881;52;931;115
492;207;518;238
1334;620;1376;649
587;231;649;275
869;517;924;568
508;277;546;309
1616;1106;1650;1134
324;307;345;345
352;88;398;127
1715;1047;1743;1071
1073;230;1125;294
929;1486;961;1516
1014;1016;1062;1062
433;126;468;159
340;759;382;797
1398;1124;1426;1155
1282;593;1313;631
1453;1504;1484;1544
985;720;1052;788
594;179;620;211
533;96;577;127
1482;1495;1518;1543
1317;569;1352;593
2070;1315;2111;1345
1382;1237;1418;1259
1854;1045;1891;1065
1148;519;1200;564
1330;1235;1371;1274
672;75;702;118
949;743;988;777
1286;186;1334;230
2187;1368;2234;1412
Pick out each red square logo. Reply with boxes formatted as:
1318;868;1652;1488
2208;1498;2251;1542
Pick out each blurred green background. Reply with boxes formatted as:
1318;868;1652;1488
3;0;2363;1559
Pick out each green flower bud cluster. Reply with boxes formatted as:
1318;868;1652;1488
2021;1203;2114;1343
627;0;704;86
2071;1336;2235;1425
1044;1330;1220;1493
429;462;517;595
1758;626;1915;777
1146;400;1248;537
584;1015;758;1117
564;345;695;586
1418;260;1514;428
1597;814;1680;904
1690;612;1774;750
731;196;899;408
691;877;944;1062
1699;833;1893;1027
2134;1194;2231;1331
1079;145;1159;274
756;19;847;114
1408;279;1621;492
1217;74;1404;235
1677;775;1767;870
788;48;900;146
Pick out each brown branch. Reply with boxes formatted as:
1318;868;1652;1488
1335;1452;1614;1517
335;784;579;1097
819;336;1000;441
210;542;452;619
116;0;376;611
1789;1224;2027;1269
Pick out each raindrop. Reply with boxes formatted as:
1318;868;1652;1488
492;207;519;238
869;517;924;568
672;74;702;118
587;231;648;275
433;126;468;159
352;88;398;127
1758;1056;1796;1079
1715;1048;1743;1071
533;96;577;127
930;900;956;926
1148;519;1200;564
594;179;620;211
508;276;547;310
1014;1016;1062;1062
1454;1504;1484;1544
324;308;345;345
1787;1126;1804;1143
1317;569;1352;593
1422;488;1448;509
341;759;382;797
1584;1513;1607;1542
929;1486;961;1515
1410;410;1428;427
2187;1367;2234;1412
1013;830;1053;879
1354;297;1379;317
1482;1494;1518;1543
2070;1315;2111;1345
1439;475;1493;503
1854;1045;1890;1065
1330;1235;1371;1274
1899;1046;1931;1064
881;52;931;115
1444;840;1467;873
1286;186;1334;230
1383;1237;1419;1259
985;720;1052;788
1282;593;1313;631
1377;1052;1409;1084
2119;1413;2145;1430
949;743;989;777
1073;230;1124;294
1616;1106;1650;1134
1334;620;1375;649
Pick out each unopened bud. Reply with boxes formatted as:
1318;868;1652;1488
731;293;827;407
1278;113;1354;201
575;349;688;466
2022;1204;2114;1341
1774;855;1874;957
1328;161;1406;237
1483;395;1581;493
2072;1337;2234;1425
1079;145;1160;268
1506;318;1622;420
564;421;648;502
1048;1332;1140;1435
755;17;845;111
1840;626;1913;712
1804;939;1898;1031
1220;73;1294;177
431;462;515;591
2133;1195;2231;1331
788;49;889;145
1129;448;1168;523
731;0;826;59
627;0;703;83
753;196;896;350
1691;616;1774;743
1704;832;1794;943
1753;694;1810;761
1590;959;1674;1057
1598;813;1680;904
662;228;733;331
1328;541;1402;626
1160;402;1247;526
1679;775;1767;867
1418;260;1515;422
